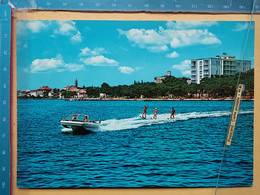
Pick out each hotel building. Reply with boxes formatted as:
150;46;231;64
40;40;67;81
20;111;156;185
191;53;251;84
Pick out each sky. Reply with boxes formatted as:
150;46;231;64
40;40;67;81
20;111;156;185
16;20;254;90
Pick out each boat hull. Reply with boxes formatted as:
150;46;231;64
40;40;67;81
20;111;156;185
60;120;100;133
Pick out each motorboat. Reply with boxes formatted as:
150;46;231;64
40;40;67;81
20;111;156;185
60;114;101;133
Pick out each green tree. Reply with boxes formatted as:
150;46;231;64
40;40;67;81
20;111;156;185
101;82;112;96
62;91;77;98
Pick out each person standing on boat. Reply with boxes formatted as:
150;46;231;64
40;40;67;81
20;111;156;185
170;107;175;119
153;107;158;119
141;105;149;119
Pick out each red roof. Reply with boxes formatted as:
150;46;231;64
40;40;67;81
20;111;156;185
78;89;86;93
38;86;52;90
69;86;78;92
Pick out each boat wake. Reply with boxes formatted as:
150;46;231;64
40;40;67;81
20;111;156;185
61;128;74;133
98;110;253;132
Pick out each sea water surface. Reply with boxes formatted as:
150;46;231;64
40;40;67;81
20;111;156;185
17;100;253;188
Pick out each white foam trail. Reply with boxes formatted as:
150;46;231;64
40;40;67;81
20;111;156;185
99;110;253;132
61;128;73;133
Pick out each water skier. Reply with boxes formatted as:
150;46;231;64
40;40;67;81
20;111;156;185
170;107;175;119
153;108;158;119
141;105;149;119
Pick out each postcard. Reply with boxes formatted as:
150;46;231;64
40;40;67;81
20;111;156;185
16;20;254;188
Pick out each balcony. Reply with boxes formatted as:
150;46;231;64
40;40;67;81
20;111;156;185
204;60;209;65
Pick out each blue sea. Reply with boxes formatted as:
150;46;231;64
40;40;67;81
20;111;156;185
17;100;253;188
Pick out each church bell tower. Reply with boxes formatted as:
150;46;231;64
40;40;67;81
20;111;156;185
75;78;78;88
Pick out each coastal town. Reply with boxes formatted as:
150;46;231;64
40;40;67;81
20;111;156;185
18;53;253;101
18;79;88;100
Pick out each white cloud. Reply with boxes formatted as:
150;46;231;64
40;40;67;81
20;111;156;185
27;21;48;33
118;28;168;52
118;22;221;52
233;22;249;31
172;60;191;76
54;21;76;35
17;20;83;43
79;47;108;56
201;35;221;44
148;45;168;52
119;66;135;74
93;47;108;55
166;51;179;58
17;20;48;34
172;60;190;70
118;66;143;74
79;47;116;67
79;47;91;56
29;54;84;73
166;21;218;29
65;63;85;72
169;29;221;48
118;28;165;45
80;55;119;66
71;31;82;42
54;20;82;42
31;57;63;73
170;37;181;48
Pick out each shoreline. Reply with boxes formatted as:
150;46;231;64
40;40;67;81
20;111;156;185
17;98;254;101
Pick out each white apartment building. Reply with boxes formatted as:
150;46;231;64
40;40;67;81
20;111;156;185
191;53;251;84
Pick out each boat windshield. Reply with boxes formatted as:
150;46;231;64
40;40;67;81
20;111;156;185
67;114;88;121
78;115;86;121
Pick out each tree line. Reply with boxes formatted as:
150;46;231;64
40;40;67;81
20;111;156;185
80;69;254;99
